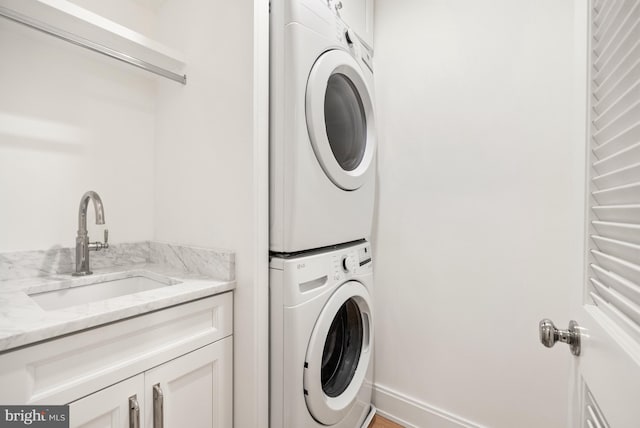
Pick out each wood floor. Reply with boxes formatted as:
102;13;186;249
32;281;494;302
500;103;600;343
369;414;404;428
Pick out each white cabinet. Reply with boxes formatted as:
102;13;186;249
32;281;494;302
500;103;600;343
338;0;374;48
69;338;232;428
69;375;145;428
143;338;232;428
0;293;233;428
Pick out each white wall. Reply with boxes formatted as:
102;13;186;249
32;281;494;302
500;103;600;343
0;13;156;252
372;1;585;427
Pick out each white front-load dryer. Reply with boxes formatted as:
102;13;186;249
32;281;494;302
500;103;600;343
270;0;377;253
270;240;375;428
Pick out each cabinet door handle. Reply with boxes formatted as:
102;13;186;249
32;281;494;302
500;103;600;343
128;395;140;428
153;383;164;428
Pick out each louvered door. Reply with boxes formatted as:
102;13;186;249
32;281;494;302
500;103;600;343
570;0;640;426
590;0;640;341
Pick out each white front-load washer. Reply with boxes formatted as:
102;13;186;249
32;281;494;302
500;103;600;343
270;0;377;253
270;240;375;428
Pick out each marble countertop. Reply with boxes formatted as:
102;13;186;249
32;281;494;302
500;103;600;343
0;243;235;353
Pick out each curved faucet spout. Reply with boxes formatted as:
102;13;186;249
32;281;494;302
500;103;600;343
78;191;105;234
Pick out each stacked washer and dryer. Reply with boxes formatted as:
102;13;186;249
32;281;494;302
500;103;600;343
269;0;377;427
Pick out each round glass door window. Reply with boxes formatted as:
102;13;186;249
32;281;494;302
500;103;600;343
324;74;367;172
321;298;363;397
306;49;376;191
303;281;373;425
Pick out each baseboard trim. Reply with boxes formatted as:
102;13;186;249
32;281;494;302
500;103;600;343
361;405;377;428
372;384;484;428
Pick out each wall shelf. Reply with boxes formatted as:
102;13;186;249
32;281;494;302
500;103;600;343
0;0;187;84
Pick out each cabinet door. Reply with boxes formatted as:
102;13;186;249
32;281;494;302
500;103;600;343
69;375;144;428
144;337;232;428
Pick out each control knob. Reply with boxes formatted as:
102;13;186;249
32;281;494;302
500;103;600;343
342;255;358;274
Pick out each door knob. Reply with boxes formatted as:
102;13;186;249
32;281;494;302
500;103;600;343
539;319;581;356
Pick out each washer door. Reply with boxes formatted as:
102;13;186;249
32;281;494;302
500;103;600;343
304;281;373;425
306;49;376;191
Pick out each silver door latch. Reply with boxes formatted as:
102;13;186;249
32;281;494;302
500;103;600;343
539;319;581;356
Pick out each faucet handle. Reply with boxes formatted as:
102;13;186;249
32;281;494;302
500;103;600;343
89;229;109;252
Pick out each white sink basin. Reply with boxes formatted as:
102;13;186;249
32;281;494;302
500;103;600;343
29;273;179;311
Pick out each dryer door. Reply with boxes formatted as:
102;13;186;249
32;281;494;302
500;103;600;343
306;49;376;191
304;280;373;425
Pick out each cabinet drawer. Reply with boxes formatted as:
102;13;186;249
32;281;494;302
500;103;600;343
0;292;232;405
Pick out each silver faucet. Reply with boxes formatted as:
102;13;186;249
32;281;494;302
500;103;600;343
73;190;109;276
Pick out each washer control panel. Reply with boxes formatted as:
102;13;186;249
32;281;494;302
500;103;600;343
342;254;358;273
331;243;372;281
